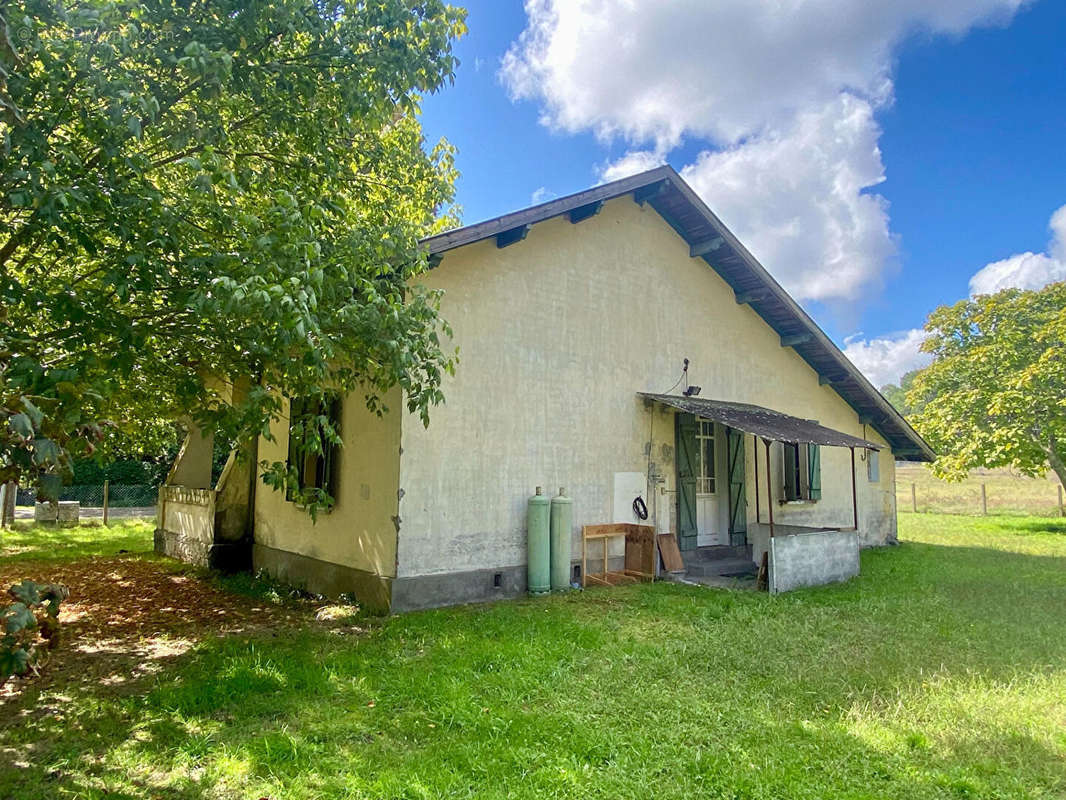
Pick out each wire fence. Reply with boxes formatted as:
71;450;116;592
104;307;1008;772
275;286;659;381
16;483;158;508
12;483;159;523
896;479;1066;517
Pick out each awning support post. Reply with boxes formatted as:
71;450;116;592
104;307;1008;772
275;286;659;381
764;438;774;539
850;446;858;532
753;434;762;525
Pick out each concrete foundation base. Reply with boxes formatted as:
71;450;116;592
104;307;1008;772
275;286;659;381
252;543;392;614
391;564;527;613
155;529;251;573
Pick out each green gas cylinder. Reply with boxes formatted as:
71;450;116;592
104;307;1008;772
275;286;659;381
550;487;573;591
527;487;551;595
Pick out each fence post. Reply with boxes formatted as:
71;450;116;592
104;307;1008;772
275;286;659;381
1;480;15;528
102;480;110;527
911;483;917;513
981;483;987;516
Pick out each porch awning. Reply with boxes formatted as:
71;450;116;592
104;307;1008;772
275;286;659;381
639;393;881;450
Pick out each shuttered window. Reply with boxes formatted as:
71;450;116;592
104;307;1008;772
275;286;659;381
286;394;341;504
782;442;821;502
783;442;802;501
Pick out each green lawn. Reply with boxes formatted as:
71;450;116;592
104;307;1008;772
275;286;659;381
0;518;156;563
2;515;1065;799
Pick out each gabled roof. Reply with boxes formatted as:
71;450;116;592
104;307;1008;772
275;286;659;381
422;166;934;461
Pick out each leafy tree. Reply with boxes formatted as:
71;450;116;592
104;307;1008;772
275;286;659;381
1;0;465;511
908;283;1066;489
880;369;923;417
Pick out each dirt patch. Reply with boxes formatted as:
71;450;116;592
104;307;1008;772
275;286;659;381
0;556;314;711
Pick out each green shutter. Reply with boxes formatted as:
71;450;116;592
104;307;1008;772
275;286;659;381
676;412;699;551
727;428;747;545
808;444;822;500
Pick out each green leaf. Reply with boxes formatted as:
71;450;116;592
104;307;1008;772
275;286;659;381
8;413;33;439
8;580;41;606
20;397;44;428
4;603;36;634
0;647;31;677
32;438;61;466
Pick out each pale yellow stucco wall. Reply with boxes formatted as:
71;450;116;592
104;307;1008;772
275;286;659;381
254;390;401;579
397;196;898;578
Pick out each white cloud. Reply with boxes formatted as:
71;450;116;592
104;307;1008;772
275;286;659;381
845;203;1066;387
530;186;556;205
599;149;666;184
843;329;931;389
502;0;1024;151
680;95;895;304
501;0;1026;303
968;204;1066;295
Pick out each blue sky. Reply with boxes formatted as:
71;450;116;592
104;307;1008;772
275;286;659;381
421;1;1066;386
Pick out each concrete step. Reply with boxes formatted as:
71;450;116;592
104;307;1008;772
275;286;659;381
683;557;757;578
682;544;750;564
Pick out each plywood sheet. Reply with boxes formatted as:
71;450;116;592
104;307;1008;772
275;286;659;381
657;533;684;572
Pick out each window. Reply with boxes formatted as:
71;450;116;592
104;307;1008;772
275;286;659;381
782;442;821;502
867;448;880;483
696;420;716;494
286;394;341;503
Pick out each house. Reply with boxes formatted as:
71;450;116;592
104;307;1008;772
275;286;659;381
155;166;934;612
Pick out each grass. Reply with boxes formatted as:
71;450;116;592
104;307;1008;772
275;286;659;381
0;519;156;563
896;463;1064;517
2;515;1066;798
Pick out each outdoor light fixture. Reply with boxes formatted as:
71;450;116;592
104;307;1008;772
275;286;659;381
683;385;702;397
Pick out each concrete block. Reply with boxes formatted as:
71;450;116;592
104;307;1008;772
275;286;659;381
769;530;859;593
57;501;80;527
34;502;58;524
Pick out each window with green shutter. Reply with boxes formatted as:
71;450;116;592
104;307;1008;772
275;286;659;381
782;442;821;502
783;442;802;501
286;394;341;505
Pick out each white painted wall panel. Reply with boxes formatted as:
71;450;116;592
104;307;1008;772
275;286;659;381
397;197;897;578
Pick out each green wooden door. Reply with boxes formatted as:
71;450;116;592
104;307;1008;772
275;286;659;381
727;427;747;545
676;412;699;551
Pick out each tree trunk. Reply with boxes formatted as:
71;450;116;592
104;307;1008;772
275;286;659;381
1;480;17;528
1048;437;1066;494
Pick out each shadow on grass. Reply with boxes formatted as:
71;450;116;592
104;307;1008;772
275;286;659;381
1011;518;1066;534
2;535;1065;798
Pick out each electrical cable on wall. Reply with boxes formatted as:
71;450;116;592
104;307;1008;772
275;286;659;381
664;358;689;396
645;357;691;531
